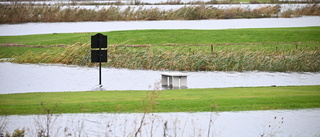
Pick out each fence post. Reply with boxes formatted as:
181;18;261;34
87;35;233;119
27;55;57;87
211;45;214;53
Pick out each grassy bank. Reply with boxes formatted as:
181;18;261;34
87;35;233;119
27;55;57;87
12;42;319;71
1;4;320;24
1;27;319;72
0;86;319;115
1;27;320;46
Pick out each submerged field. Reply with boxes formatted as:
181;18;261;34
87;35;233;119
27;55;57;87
0;27;319;71
0;85;319;115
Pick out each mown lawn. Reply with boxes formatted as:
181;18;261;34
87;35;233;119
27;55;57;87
1;27;319;58
1;27;319;46
0;86;319;115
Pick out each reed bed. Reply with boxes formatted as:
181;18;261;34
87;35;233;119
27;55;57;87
110;46;320;72
1;4;319;24
2;0;317;6
282;3;320;17
12;43;320;72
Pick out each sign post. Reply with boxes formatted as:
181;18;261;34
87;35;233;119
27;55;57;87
91;33;108;88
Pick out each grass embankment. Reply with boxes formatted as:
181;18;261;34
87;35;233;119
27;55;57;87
1;27;320;46
0;86;319;115
1;4;320;24
1;27;319;71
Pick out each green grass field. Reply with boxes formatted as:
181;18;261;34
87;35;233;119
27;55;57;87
1;27;319;46
1;27;319;58
1;86;319;115
1;27;319;71
0;27;319;115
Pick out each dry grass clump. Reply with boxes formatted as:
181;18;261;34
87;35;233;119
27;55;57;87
293;4;320;15
109;47;319;72
13;43;93;66
1;3;319;24
253;5;281;17
281;4;320;17
0;4;61;23
13;43;320;72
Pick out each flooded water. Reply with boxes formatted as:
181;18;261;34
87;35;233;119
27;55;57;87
0;0;313;11
2;109;320;136
1;16;319;36
1;2;319;136
0;0;314;4
0;0;190;4
57;4;313;12
0;62;319;94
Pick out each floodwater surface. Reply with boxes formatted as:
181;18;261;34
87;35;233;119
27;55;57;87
1;16;319;36
0;0;313;4
2;109;320;136
57;4;313;12
0;62;319;94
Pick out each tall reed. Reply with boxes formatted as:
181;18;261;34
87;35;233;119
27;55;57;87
13;43;94;66
12;43;320;72
109;47;320;72
1;4;319;24
283;3;320;17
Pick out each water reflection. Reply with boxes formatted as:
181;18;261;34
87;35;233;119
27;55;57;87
1;16;319;36
0;62;319;94
56;4;313;12
0;0;314;4
2;109;320;136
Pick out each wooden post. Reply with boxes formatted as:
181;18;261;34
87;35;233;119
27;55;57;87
211;45;214;53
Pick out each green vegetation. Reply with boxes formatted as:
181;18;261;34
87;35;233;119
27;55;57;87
0;86;319;115
0;46;67;59
110;47;319;71
1;27;319;46
8;43;318;71
108;27;320;45
1;4;319;24
0;27;319;115
1;27;319;71
0;33;89;46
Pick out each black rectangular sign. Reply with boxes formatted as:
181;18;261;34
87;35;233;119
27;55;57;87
91;50;108;62
91;33;107;48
